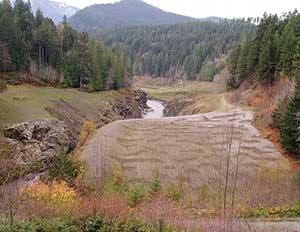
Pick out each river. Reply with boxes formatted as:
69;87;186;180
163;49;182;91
143;100;165;119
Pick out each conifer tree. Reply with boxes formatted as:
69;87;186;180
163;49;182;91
227;44;241;88
238;41;250;82
280;22;297;76
292;41;300;76
281;79;300;156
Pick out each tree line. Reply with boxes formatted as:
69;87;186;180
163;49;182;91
227;11;300;88
101;20;256;80
227;11;300;157
0;0;131;91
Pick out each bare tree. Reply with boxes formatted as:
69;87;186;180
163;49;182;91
208;91;250;232
0;140;22;226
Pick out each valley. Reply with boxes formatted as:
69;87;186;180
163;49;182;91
1;0;300;231
79;77;299;231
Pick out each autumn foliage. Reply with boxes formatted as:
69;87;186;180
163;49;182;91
19;181;77;219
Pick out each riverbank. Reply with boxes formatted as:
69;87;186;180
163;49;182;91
143;100;165;119
0;85;148;186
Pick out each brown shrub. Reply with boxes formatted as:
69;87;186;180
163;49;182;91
76;195;130;221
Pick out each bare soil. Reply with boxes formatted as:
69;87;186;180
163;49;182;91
82;109;287;191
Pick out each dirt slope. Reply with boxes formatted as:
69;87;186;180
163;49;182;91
82;109;287;190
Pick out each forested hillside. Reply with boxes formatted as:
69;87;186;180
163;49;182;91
227;11;300;88
0;0;131;92
227;11;300;157
69;0;195;32
102;20;256;80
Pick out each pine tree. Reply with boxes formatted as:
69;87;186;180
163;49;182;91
63;48;81;88
88;40;105;92
292;41;300;76
227;44;241;88
281;80;300;156
35;9;43;27
246;40;259;75
238;41;250;82
280;21;297;76
258;37;272;81
0;41;12;71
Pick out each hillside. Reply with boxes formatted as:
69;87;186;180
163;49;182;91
10;0;79;24
227;11;300;158
2;1;300;230
0;1;131;92
69;0;195;32
103;20;256;80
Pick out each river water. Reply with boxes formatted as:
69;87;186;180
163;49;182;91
143;100;165;119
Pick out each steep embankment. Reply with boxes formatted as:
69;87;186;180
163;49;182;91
227;78;297;167
0;85;147;176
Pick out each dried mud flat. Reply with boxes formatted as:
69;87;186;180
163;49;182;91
82;109;288;189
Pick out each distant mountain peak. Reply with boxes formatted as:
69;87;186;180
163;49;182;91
121;0;143;3
10;0;79;24
69;0;195;32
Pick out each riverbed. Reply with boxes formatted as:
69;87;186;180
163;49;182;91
143;100;165;119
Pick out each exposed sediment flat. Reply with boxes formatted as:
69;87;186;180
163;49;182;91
82;109;287;189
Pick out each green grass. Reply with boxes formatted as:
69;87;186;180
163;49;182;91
135;81;221;102
0;85;118;126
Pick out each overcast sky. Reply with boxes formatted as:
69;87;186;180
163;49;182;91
57;0;299;18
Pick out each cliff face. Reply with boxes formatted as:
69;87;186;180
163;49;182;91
0;88;148;179
2;119;69;172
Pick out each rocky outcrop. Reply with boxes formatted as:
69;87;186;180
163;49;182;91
163;96;194;117
2;119;69;172
0;88;148;180
44;88;148;149
45;100;86;149
113;89;148;119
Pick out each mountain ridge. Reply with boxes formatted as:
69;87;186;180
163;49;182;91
69;0;196;32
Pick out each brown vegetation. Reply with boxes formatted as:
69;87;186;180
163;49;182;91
227;77;298;169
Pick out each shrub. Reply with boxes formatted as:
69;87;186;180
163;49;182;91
166;184;182;203
104;163;128;194
127;184;147;207
0;219;78;232
198;184;210;202
293;170;300;186
240;202;300;218
49;152;79;185
0;218;176;232
110;220;150;232
150;175;162;193
79;121;97;146
272;97;290;128
77;196;130;221
85;217;105;232
84;217;152;232
19;181;77;218
12;95;28;102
